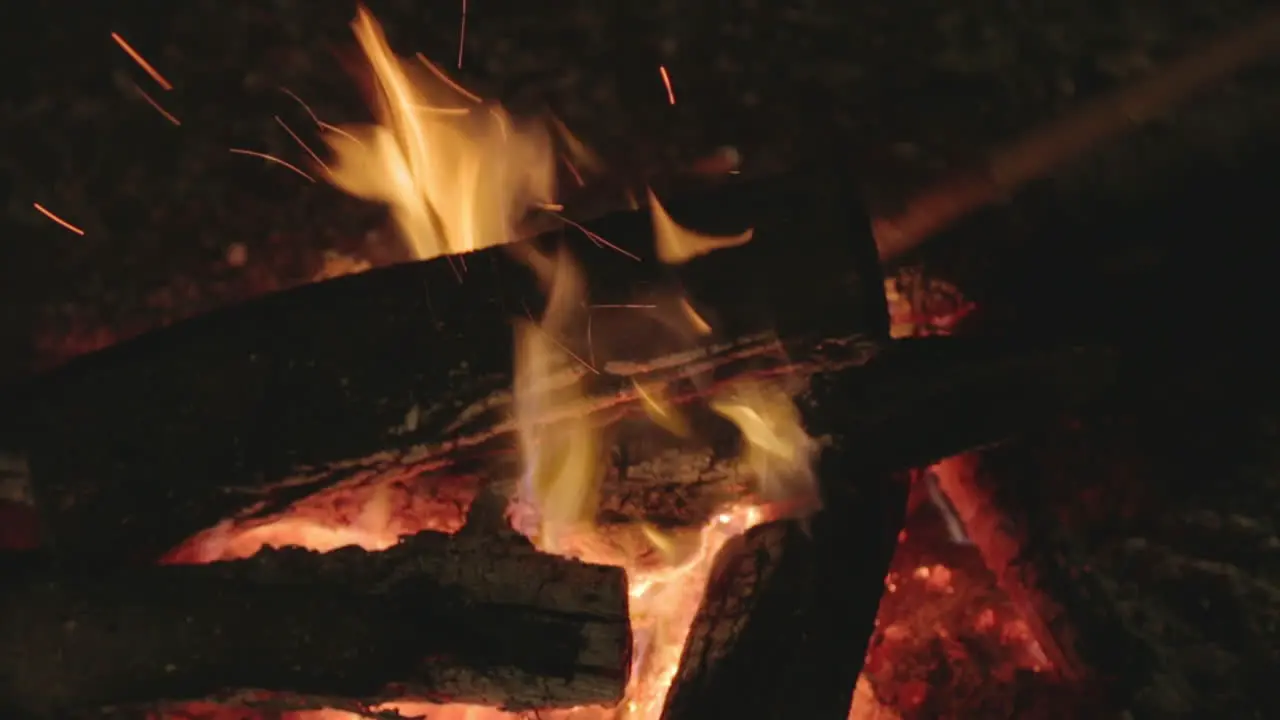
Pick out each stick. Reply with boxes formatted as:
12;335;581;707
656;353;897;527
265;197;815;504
873;7;1280;261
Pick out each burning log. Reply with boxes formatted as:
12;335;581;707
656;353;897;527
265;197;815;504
21;169;888;562
656;333;1115;719
0;510;632;718
661;449;908;720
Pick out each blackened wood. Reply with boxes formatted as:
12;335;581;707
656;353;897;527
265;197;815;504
22;169;887;562
833;336;1117;473
145;335;1111;546
659;389;910;719
0;522;631;718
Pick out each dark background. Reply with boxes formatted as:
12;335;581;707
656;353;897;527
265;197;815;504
2;1;1279;717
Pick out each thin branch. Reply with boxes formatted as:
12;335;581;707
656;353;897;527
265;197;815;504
874;7;1280;261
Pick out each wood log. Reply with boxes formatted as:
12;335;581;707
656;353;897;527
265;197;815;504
660;369;914;720
20;168;888;562
145;333;1118;572
0;509;631;718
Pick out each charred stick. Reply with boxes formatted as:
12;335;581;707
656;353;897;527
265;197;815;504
874;7;1280;261
0;522;631;718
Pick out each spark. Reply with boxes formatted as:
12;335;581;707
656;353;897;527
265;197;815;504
319;121;362;146
279;86;324;126
457;0;468;69
490;107;511;141
279;87;363;147
443;254;465;283
274;115;328;171
561;155;585;187
520;301;599;375
130;82;181;125
228;148;317;182
545;212;641;261
658;65;676;105
541;323;599;375
110;32;173;90
32;203;85;235
415;52;483;104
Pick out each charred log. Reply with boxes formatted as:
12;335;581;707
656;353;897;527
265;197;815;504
660;369;916;720
0;517;631;718
21;169;887;562
659;477;908;720
147;334;1117;563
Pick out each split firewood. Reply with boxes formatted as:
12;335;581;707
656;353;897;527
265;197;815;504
0;508;630;718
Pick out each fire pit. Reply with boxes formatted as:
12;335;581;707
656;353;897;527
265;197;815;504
7;5;1278;719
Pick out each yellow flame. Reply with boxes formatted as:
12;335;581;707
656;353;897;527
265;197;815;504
649;189;754;265
710;380;820;510
292;8;825;719
632;380;691;438
324;6;556;260
513;249;603;552
676;297;712;336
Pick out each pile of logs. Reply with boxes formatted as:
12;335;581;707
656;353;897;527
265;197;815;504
2;170;1116;718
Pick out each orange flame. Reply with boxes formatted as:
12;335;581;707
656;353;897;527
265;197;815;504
322;5;556;261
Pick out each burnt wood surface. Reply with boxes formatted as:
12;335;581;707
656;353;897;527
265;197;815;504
0;515;631;718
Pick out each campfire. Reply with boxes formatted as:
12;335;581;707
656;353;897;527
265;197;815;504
9;5;1192;719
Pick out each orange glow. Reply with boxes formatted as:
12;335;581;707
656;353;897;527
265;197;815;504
110;31;173;90
32;202;85;236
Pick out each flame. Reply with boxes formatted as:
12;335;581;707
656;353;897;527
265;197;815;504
710;380;820;511
165;7;826;720
323;5;556;260
512;249;604;552
648;190;754;265
632;380;692;438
